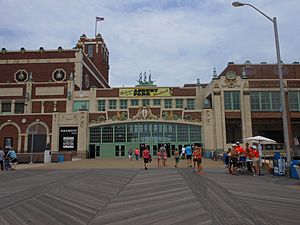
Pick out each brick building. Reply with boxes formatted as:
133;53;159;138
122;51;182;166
0;34;299;159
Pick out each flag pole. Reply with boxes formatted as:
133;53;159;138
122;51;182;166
95;17;97;37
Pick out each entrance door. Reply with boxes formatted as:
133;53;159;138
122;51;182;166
96;146;101;158
115;145;125;157
27;124;47;153
89;144;95;158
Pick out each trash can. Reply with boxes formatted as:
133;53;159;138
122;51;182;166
58;154;64;163
273;152;286;176
290;160;300;179
44;150;51;163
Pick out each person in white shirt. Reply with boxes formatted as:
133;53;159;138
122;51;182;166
180;147;186;159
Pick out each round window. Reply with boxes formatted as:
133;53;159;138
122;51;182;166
53;69;66;81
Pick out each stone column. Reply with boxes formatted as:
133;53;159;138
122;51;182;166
51;113;60;152
242;90;253;139
77;111;89;155
213;91;224;151
202;109;214;151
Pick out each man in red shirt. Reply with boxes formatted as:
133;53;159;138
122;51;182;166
250;145;259;176
134;148;140;160
142;148;150;170
235;142;245;155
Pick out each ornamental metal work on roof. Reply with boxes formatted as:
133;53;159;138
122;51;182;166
136;70;156;87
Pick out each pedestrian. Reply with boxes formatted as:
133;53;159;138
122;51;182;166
185;145;192;167
229;144;238;175
245;143;252;172
195;146;203;174
192;147;197;172
224;148;231;168
250;145;259;176
174;148;179;168
6;147;18;170
180;146;186;159
128;148;133;160
134;147;139;160
142;147;150;170
0;147;4;171
163;151;167;167
236;142;245;172
157;150;161;167
159;144;166;166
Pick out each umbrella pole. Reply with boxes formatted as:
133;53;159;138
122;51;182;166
258;141;264;175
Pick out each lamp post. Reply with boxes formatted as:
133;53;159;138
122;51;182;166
232;2;291;176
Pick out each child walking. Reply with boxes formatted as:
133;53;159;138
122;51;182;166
157;151;161;167
174;148;180;168
163;151;167;167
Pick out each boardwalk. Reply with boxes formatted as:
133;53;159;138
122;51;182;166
0;159;299;225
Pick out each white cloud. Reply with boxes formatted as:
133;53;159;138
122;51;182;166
1;0;300;87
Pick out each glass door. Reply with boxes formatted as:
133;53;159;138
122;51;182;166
96;145;101;158
115;145;126;157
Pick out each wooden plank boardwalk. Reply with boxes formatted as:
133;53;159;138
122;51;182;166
0;165;299;225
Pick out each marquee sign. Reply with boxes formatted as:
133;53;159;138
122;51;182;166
119;88;172;97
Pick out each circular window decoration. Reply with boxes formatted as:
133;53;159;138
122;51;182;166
85;74;90;88
52;69;66;81
14;70;28;82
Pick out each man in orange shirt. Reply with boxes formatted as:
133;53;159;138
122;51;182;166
235;142;245;155
235;142;245;172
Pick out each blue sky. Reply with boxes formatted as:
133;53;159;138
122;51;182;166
1;0;300;87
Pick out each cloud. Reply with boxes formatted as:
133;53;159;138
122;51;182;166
1;0;300;87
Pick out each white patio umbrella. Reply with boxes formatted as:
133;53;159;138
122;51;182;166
243;136;277;175
243;136;277;144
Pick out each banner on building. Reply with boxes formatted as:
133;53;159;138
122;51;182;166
119;88;172;97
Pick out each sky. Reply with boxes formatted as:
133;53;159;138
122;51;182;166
1;0;300;87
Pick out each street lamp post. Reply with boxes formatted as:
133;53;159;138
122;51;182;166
232;2;291;176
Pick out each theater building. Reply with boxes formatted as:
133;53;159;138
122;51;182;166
0;34;299;159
